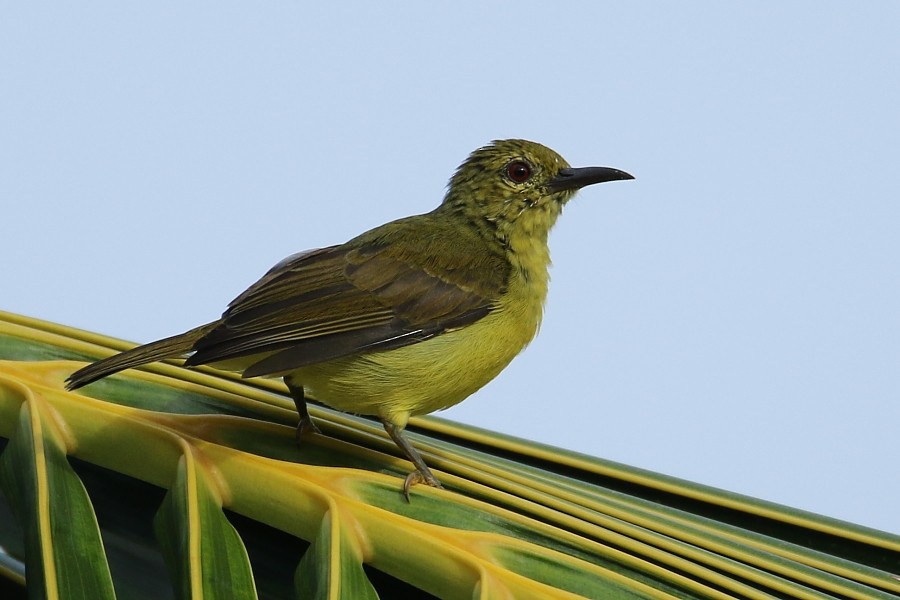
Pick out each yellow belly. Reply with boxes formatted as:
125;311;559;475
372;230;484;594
287;273;544;428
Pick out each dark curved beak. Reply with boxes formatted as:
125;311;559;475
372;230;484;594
547;166;634;193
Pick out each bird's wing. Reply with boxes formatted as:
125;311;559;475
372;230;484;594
186;218;509;377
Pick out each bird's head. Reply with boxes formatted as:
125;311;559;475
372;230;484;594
442;139;632;242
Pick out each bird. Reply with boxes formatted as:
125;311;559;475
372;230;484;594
66;139;633;497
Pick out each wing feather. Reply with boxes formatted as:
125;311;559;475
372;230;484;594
185;216;509;375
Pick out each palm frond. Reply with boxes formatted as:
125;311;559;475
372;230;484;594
1;311;897;599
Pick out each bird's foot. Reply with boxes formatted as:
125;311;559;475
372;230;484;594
402;468;443;501
294;416;321;445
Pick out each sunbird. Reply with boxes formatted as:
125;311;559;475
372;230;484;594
66;139;633;496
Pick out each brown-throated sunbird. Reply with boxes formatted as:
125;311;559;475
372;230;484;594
66;139;633;498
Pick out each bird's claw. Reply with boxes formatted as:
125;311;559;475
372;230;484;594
402;469;443;501
294;417;321;445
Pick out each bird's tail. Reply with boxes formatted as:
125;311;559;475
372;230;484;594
65;321;222;390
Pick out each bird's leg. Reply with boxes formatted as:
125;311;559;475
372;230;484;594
285;376;321;442
381;419;443;500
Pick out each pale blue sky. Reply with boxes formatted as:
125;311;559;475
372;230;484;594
3;3;898;533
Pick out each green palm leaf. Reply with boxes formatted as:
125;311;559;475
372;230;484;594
0;310;897;599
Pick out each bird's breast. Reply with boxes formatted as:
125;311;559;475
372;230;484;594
290;264;548;427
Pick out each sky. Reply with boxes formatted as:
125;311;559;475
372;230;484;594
2;3;898;534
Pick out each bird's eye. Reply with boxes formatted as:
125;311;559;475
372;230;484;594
506;160;532;184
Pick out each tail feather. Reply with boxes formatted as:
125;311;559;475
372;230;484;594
66;321;222;390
